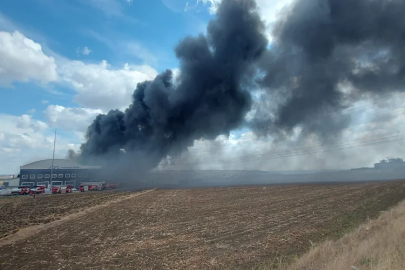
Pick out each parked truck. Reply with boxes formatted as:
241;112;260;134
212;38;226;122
30;185;46;195
79;182;105;192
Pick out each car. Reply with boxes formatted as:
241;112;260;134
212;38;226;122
0;188;11;196
10;187;21;195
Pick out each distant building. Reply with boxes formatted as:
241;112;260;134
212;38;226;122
1;178;20;187
19;159;101;187
374;158;405;170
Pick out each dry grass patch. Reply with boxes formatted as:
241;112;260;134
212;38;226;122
285;199;405;270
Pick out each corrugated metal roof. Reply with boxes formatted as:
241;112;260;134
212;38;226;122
20;159;101;170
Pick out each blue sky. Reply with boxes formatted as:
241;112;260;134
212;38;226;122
0;0;214;119
1;0;404;174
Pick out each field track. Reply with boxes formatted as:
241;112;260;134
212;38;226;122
0;189;155;247
0;181;404;269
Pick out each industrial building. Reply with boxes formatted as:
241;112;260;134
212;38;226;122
18;159;101;188
374;158;405;170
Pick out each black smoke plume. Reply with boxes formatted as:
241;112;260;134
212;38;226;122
79;0;405;177
79;0;267;174
252;0;405;140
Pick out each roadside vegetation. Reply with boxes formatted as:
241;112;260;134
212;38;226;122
283;197;405;270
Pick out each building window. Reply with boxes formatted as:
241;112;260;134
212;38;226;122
78;173;82;178
52;181;63;186
58;174;63;178
30;174;36;179
84;173;88;178
45;174;50;179
65;174;70;178
22;175;28;179
52;174;57;179
37;174;43;179
65;180;75;186
21;182;35;187
71;173;76;178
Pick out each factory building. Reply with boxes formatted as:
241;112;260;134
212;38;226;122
374;158;405;170
19;159;101;188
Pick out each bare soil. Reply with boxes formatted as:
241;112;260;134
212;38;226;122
0;190;154;247
0;190;132;238
0;181;404;270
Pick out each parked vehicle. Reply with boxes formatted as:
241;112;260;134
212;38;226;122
0;188;11;196
11;186;30;195
65;185;74;193
52;186;62;194
30;185;46;195
79;182;105;192
105;182;119;189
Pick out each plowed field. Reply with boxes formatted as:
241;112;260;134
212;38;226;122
0;181;404;269
0;191;131;238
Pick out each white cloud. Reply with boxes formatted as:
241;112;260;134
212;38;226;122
27;108;36;114
197;0;221;14
184;2;190;12
15;114;48;132
60;60;158;110
79;46;92;55
0;113;81;174
42;100;49;104
0;31;58;86
45;105;102;133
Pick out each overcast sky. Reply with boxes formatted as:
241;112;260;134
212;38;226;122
0;0;404;174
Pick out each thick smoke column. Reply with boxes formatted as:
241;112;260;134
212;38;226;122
80;0;405;175
253;0;405;139
80;0;267;173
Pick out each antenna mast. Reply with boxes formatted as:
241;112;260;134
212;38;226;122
50;129;57;187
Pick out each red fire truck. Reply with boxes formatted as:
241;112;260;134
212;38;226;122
52;185;74;194
78;182;119;192
30;185;46;195
52;186;62;194
105;182;119;189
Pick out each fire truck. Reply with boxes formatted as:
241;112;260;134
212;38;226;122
105;182;119;189
78;182;118;192
79;182;105;192
52;185;74;194
30;185;46;195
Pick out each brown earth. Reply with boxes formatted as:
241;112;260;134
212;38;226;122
0;181;404;269
0;190;132;238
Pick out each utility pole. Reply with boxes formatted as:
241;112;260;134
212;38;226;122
50;129;56;188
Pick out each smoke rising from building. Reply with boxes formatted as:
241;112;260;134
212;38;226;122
79;0;405;176
80;0;267;173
